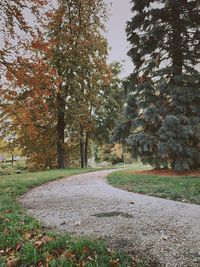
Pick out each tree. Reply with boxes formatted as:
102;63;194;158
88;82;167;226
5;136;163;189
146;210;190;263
47;0;110;168
0;0;46;72
0;0;51;170
89;62;127;166
1;0;111;170
1;49;59;170
114;0;200;170
94;62;125;143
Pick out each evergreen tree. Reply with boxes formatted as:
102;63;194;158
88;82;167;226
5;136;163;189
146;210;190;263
114;0;200;170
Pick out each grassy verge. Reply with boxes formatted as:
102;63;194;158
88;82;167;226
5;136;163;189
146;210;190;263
108;171;200;205
0;160;27;175
0;168;133;267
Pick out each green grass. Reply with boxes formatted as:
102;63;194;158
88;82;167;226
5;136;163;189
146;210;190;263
0;168;102;197
0;160;27;175
0;168;134;267
108;171;200;205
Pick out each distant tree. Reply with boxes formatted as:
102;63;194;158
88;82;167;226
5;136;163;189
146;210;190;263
94;62;125;144
61;62;124;168
114;0;200;170
77;62;123;168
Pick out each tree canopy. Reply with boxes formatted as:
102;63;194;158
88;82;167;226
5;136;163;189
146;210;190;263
0;0;124;170
113;0;200;171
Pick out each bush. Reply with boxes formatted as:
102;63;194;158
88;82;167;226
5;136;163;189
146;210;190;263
0;161;27;176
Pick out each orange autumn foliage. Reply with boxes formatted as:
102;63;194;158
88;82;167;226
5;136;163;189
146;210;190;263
1;44;59;169
1;0;112;169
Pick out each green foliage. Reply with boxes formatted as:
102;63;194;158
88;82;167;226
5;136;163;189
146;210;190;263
0;161;27;175
94;62;125;144
113;0;200;170
108;171;200;204
96;144;124;166
47;0;111;168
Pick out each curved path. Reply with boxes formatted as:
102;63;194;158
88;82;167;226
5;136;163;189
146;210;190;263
19;170;200;266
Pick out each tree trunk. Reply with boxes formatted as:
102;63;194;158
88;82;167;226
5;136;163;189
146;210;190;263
80;128;85;168
170;6;183;171
171;7;183;77
56;91;65;169
11;154;14;165
84;133;88;168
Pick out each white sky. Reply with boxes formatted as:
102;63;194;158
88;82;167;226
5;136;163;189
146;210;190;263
104;0;133;78
0;1;133;78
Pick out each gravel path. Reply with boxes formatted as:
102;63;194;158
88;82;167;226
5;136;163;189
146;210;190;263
19;169;200;266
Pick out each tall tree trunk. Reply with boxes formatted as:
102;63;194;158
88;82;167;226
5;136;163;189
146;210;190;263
172;7;183;77
56;91;65;169
80;128;85;168
84;133;88;168
170;6;183;170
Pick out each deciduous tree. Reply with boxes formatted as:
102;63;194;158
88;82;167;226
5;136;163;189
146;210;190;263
1;0;111;170
47;0;110;168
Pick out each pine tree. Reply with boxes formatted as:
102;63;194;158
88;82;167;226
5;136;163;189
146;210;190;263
115;0;200;170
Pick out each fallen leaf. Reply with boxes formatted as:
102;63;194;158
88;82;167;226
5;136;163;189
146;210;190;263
46;254;53;263
75;221;81;226
107;248;111;253
0;250;5;256
6;257;19;267
65;251;75;258
79;261;85;267
35;241;43;249
87;256;94;261
15;243;22;252
182;199;187;203
41;236;53;244
110;259;120;267
82;246;89;254
4;209;12;214
6;247;13;254
161;235;169;241
24;232;34;240
37;234;44;240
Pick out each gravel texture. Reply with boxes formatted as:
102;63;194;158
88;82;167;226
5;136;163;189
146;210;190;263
19;169;200;266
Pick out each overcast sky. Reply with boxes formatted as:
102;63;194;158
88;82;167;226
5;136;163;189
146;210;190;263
0;1;133;78
104;0;133;78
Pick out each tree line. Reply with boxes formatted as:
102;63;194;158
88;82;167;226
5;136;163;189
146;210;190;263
0;0;124;170
0;0;200;171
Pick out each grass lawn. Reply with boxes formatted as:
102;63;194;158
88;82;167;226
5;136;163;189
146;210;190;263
0;168;134;267
108;170;200;205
